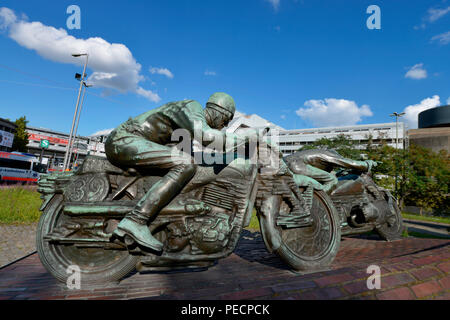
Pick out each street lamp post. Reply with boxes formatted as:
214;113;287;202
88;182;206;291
68;81;93;168
63;53;89;171
390;112;405;149
390;112;405;203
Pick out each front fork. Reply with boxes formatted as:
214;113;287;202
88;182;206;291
256;195;282;253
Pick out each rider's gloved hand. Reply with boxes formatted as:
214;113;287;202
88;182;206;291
365;160;378;172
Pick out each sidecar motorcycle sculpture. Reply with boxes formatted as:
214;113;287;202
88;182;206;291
36;156;341;284
330;170;404;240
284;149;405;241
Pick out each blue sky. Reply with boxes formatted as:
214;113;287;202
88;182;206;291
0;0;449;136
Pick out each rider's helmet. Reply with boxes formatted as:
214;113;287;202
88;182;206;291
206;92;236;121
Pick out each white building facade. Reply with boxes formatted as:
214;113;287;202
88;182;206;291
277;122;406;156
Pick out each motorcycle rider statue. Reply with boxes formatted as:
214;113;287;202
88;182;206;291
105;92;253;252
284;149;378;193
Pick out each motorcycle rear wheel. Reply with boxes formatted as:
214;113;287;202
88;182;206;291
259;189;341;271
36;195;138;284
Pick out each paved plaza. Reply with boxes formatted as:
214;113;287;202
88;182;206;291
0;231;449;300
0;223;37;268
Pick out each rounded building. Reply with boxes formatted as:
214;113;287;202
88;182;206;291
409;105;450;153
419;105;450;129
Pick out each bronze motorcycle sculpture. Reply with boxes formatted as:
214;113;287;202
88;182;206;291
283;149;404;241
36;151;341;284
330;169;404;241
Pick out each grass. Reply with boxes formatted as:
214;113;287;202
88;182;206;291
401;228;409;238
245;209;260;231
0;185;42;224
403;229;450;240
402;212;450;225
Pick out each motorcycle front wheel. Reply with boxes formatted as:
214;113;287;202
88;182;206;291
258;189;341;271
36;195;138;284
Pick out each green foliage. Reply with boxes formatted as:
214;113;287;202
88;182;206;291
300;134;363;160
0;186;42;224
299;134;449;214
367;144;449;213
366;145;402;191
406;230;450;240
402;212;450;225
11;116;29;152
245;209;260;231
401;228;409;238
380;147;448;213
403;145;449;213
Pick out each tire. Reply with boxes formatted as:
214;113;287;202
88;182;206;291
375;191;404;241
259;190;341;271
36;194;138;285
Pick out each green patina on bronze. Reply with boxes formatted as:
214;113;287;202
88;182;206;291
285;149;404;240
35;92;399;285
102;93;247;252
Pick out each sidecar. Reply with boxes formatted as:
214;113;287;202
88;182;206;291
330;172;404;241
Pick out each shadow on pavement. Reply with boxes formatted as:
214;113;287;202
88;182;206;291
233;229;291;270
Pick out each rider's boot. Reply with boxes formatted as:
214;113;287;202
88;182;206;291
114;216;163;251
114;163;197;251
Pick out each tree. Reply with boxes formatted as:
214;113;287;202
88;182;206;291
300;134;363;160
367;143;449;214
11;116;29;152
403;145;449;215
298;134;449;214
364;133;374;152
365;144;398;192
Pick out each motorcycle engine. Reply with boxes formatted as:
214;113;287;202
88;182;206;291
187;212;231;254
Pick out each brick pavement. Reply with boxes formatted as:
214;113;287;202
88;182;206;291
0;223;37;267
0;231;449;300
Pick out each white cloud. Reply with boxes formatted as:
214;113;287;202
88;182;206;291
0;7;16;29
136;86;161;102
427;6;450;22
405;63;427;80
280;114;286;120
204;70;217;76
431;31;450;45
90;128;114;137
0;7;160;102
447;97;450;105
266;0;280;11
296;98;373;127
415;6;450;29
150;67;173;79
402;95;441;129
